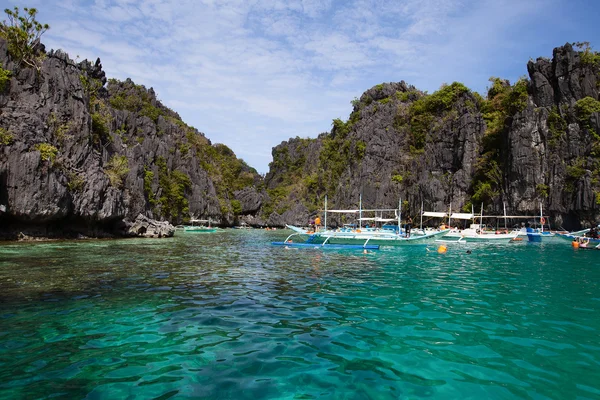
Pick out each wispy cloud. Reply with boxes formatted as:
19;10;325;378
6;0;598;172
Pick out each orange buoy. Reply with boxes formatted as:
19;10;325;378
437;245;447;254
572;240;580;248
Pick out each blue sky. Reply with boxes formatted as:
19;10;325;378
5;0;600;173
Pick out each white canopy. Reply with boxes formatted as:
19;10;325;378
422;211;447;218
357;217;377;221
327;209;359;213
450;213;474;220
375;218;398;222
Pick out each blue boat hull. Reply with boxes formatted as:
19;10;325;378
271;242;379;250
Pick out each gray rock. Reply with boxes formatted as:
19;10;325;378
124;214;175;237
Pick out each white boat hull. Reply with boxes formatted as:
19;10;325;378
308;229;450;246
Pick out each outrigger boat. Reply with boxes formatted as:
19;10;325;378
440;204;518;243
183;219;218;233
285;196;449;247
555;229;598;245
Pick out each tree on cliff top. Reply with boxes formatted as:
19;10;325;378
0;7;49;71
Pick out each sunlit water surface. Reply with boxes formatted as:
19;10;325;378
0;230;599;399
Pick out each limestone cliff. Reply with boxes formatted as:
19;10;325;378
263;43;600;230
0;38;265;239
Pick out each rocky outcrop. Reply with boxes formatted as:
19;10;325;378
264;43;600;230
124;214;175;238
0;38;263;239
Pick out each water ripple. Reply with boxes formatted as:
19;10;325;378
0;231;599;398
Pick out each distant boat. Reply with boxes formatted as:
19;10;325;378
183;219;217;233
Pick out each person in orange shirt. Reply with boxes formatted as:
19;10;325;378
315;216;321;232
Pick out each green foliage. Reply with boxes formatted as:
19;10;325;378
404;82;470;151
547;106;567;147
378;97;391;105
219;198;231;215
374;83;384;91
575;97;600;138
34;143;57;162
471;181;498;205
350;97;360;107
391;174;403;184
566;158;587;180
104;155;129;187
108;81;165;123
468;77;531;206
536;183;549;198
332;118;352;138
0;7;49;70
79;74;103;97
574;42;600;66
231;199;242;215
47;113;71;142
156;157;191;220
66;172;84;192
144;167;157;206
0;67;11;91
262;186;290;217
356;141;366;159
0;127;13;145
91;112;110;142
502;78;529;115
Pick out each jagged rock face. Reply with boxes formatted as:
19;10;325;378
507;43;600;227
264;44;600;229
0;38;262;238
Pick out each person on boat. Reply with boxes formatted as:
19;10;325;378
405;216;413;238
315;216;321;232
580;237;590;248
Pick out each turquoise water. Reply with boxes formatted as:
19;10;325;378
0;231;599;399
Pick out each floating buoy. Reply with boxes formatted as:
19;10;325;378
572;240;580;248
363;249;368;254
437;245;447;254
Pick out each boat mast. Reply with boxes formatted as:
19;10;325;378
540;202;543;233
420;201;423;230
448;203;452;228
398;198;402;234
480;203;484;227
324;195;328;231
359;193;362;229
503;201;507;229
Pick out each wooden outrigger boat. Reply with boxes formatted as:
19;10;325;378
285;196;449;247
183;219;218;233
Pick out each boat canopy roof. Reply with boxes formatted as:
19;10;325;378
482;215;549;219
423;211;447;218
190;219;210;223
450;213;474;219
327;208;397;213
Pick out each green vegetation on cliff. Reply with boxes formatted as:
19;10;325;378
0;7;49;70
469;77;529;206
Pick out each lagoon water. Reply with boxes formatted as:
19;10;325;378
0;230;599;399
